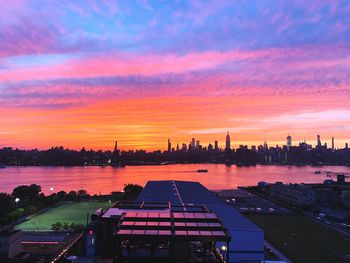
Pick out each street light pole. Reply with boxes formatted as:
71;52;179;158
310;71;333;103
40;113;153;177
15;198;20;209
221;245;227;262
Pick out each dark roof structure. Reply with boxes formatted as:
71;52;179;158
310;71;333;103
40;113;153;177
137;180;264;262
107;201;231;262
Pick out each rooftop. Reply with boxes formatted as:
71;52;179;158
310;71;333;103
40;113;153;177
109;201;230;242
137;180;262;231
136;180;264;262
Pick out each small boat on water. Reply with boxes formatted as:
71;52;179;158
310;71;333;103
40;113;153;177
197;169;208;173
314;171;321;174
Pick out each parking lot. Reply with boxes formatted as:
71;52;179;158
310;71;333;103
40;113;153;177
216;189;292;215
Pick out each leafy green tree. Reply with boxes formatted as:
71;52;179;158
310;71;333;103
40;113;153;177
56;191;67;201
70;222;84;232
123;184;143;201
7;208;24;221
51;222;62;231
62;222;70;231
24;204;37;215
0;192;14;216
46;194;58;205
78;189;88;196
12;184;41;202
67;191;78;201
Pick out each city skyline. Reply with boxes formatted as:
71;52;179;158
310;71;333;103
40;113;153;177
1;132;349;152
164;133;349;152
1;1;350;150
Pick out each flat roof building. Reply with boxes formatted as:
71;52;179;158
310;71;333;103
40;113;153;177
94;201;230;262
268;183;315;207
137;181;264;262
0;230;22;260
88;180;264;262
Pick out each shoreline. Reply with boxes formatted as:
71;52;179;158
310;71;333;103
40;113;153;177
1;162;350;168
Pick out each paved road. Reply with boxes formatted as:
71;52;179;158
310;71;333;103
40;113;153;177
305;213;350;237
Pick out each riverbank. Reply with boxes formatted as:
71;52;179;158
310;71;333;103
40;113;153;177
1;162;350;167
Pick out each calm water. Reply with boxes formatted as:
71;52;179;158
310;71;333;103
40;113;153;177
0;164;349;195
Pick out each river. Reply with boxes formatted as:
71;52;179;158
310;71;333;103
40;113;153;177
0;164;349;194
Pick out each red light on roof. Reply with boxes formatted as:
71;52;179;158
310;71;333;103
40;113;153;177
89;230;94;235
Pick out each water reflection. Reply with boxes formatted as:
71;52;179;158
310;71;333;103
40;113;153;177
1;164;349;194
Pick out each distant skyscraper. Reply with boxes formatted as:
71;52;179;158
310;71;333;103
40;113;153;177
176;143;179;151
317;134;321;148
191;138;195;148
196;140;200;148
114;141;118;152
167;139;171;152
214;140;218;151
286;134;292;150
332;137;335;150
112;140;119;162
263;140;268;150
346;143;349;149
225;131;231;150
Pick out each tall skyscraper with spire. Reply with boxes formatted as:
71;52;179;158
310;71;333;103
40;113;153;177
263;139;268;150
225;131;231;150
332;137;335;150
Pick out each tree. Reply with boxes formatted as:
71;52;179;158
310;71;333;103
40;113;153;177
7;208;24;221
56;191;67;201
123;184;143;201
24;204;37;215
0;193;14;215
78;189;88;196
67;190;78;201
62;222;70;231
70;222;84;232
51;222;62;231
12;184;41;202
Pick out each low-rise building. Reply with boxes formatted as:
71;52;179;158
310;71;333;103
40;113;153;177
0;230;22;260
87;180;264;263
137;180;264;262
268;183;315;207
89;201;230;262
342;190;350;208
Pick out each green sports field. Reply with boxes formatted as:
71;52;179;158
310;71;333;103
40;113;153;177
15;201;110;231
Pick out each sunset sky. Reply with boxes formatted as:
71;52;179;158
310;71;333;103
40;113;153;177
1;0;350;151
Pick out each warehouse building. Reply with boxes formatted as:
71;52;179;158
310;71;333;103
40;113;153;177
137;180;264;262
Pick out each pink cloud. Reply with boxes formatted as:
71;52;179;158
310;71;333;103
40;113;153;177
0;48;267;82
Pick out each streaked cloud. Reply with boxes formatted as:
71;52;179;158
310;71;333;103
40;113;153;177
0;0;349;150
